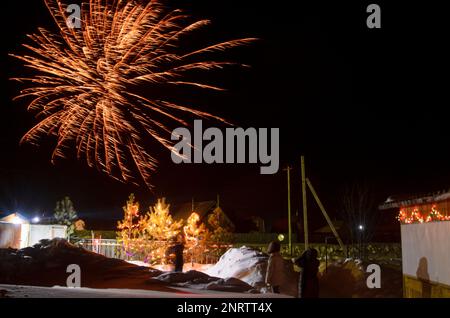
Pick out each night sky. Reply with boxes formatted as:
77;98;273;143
1;1;449;231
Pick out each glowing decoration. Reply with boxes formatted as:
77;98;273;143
11;0;256;188
183;212;209;263
142;198;183;241
117;193;141;256
139;198;183;264
277;234;285;242
398;205;450;224
426;205;450;222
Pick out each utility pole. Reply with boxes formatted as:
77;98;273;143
301;156;309;250
284;165;293;255
306;178;347;255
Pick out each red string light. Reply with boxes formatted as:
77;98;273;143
398;205;450;224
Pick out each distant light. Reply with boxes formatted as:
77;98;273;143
278;234;285;242
358;225;364;231
11;216;23;224
32;216;40;223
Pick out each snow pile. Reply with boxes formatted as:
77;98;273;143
145;262;213;273
0;238;169;292
0;240;292;296
0;284;289;298
205;246;298;296
150;270;256;293
206;246;269;288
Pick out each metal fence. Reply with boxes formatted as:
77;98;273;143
75;238;401;264
76;239;125;259
75;238;231;264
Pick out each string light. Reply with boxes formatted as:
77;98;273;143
398;205;450;224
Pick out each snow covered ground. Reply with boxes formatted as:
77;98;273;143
129;261;213;273
0;284;289;298
0;240;402;298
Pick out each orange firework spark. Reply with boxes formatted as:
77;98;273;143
10;0;255;188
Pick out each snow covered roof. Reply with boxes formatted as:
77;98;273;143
0;212;29;224
379;189;450;210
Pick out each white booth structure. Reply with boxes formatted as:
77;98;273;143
381;191;450;297
0;213;67;249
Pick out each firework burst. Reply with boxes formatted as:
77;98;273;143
11;0;255;188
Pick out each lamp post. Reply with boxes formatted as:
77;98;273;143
358;224;364;259
284;165;293;256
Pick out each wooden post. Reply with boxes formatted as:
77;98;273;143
306;178;347;254
301;156;309;250
284;165;293;255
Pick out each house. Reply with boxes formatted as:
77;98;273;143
379;189;450;297
313;220;349;243
172;198;235;231
0;213;67;249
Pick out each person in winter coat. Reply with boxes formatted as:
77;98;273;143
265;241;286;293
295;248;320;298
166;234;185;272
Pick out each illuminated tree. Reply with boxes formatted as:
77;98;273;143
141;198;183;264
207;207;234;244
143;198;183;241
117;194;141;257
184;212;210;263
53;196;78;239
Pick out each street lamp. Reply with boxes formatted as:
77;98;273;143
358;224;365;259
32;216;40;223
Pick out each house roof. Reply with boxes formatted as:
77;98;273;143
171;200;235;228
379;189;450;210
314;221;345;233
172;200;217;222
0;212;29;224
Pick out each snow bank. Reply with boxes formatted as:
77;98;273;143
150;270;258;293
0;238;169;292
0;284;289;298
206;246;268;287
150;262;213;273
205;246;298;296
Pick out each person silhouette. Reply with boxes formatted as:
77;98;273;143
295;248;320;298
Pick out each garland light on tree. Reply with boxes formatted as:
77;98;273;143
117;194;141;256
184;212;209;263
143;198;183;241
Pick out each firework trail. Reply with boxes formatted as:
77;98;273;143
10;0;255;188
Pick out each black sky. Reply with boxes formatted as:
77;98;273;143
1;0;449;230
